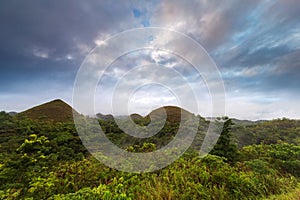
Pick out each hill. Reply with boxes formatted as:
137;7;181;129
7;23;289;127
232;118;300;148
17;99;78;122
8;111;18;116
231;118;267;126
130;113;143;120
96;113;114;121
129;113;144;123
96;106;196;124
231;118;256;126
145;106;195;123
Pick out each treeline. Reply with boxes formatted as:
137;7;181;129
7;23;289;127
233;118;300;147
0;111;299;199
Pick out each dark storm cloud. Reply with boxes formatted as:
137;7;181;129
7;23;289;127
0;0;140;96
0;0;136;60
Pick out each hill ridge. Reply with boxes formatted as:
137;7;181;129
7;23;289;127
17;99;78;122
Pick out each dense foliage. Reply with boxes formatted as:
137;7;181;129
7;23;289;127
233;118;300;148
0;111;299;199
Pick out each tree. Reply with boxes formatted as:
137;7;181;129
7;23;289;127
16;134;52;169
210;117;238;163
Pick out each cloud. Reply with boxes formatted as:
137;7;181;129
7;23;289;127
0;0;144;111
0;1;140;60
0;0;300;120
152;0;261;50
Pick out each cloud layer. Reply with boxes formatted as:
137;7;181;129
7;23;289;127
0;0;299;120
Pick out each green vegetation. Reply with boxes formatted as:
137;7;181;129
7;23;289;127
233;118;300;148
265;184;300;200
0;101;300;199
210;117;238;163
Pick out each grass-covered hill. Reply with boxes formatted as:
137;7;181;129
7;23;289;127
17;99;79;123
145;106;195;123
232;118;300;148
129;113;144;121
97;106;196;124
96;113;114;121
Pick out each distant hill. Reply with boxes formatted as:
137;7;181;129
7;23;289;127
231;118;256;126
96;113;114;121
145;106;195;123
96;106;196;124
130;113;143;120
17;99;79;122
129;113;144;123
8;112;18;116
231;118;266;126
232;118;300;148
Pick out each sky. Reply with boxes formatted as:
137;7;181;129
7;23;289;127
0;0;300;120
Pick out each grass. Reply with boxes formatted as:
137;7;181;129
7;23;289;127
265;184;300;200
17;99;78;122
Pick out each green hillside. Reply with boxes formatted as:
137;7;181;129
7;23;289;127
0;102;299;199
17;99;79;123
232;118;300;148
145;106;195;123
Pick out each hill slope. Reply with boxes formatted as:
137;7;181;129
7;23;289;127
232;118;300;147
145;106;195;123
17;99;78;122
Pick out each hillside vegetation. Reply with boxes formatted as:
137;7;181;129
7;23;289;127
0;100;299;199
17;99;78;123
233;118;300;148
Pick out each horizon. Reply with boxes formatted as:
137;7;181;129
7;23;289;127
1;1;300;120
3;98;299;121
